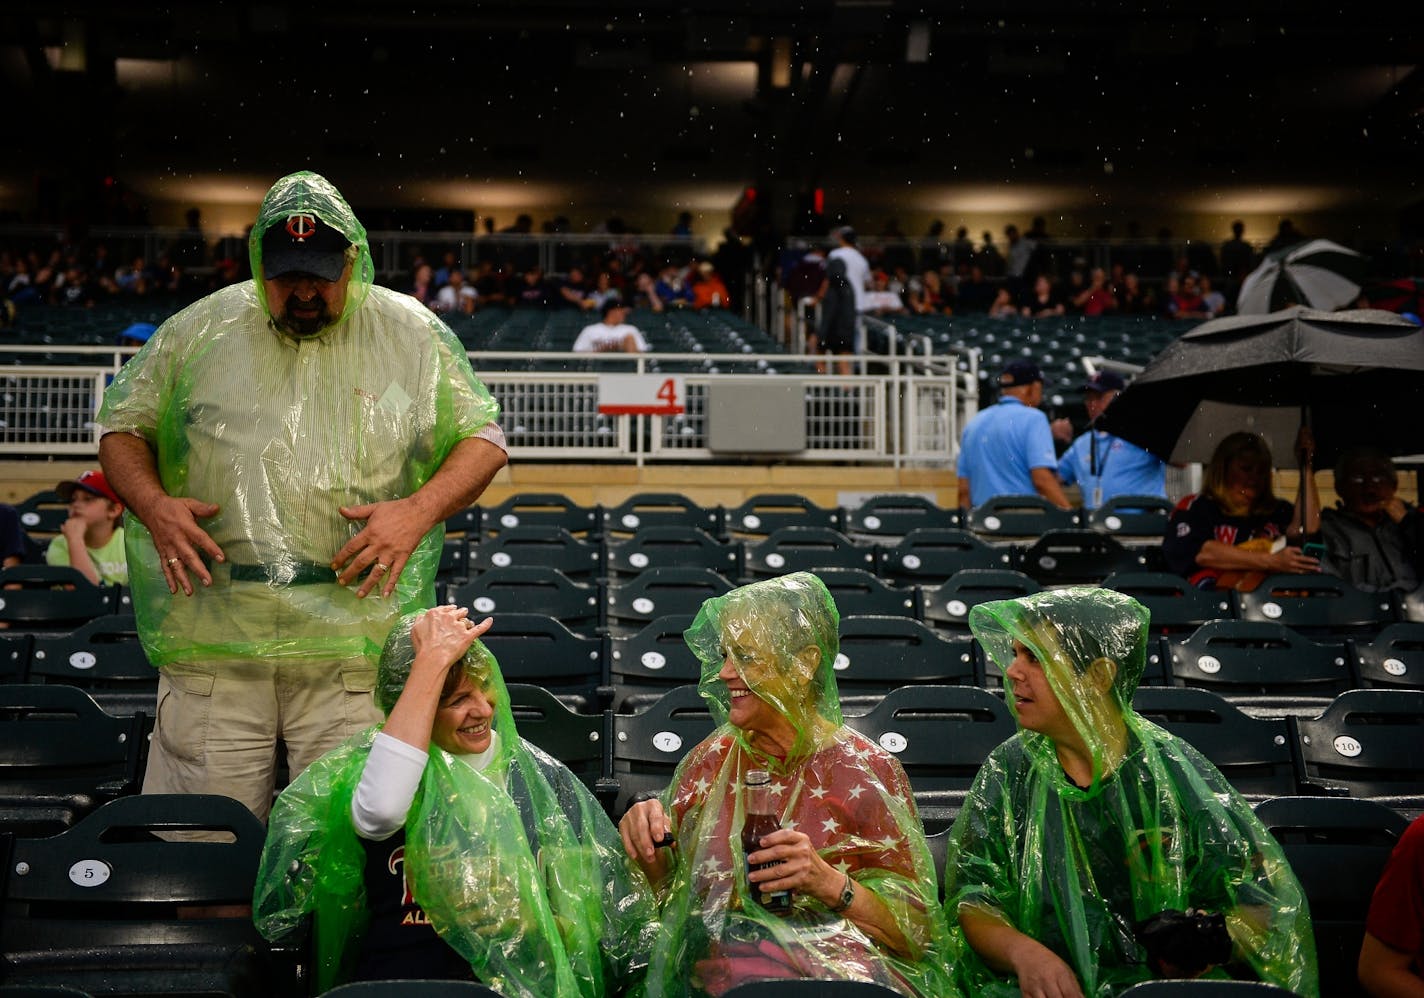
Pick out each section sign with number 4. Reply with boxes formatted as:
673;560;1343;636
597;374;686;416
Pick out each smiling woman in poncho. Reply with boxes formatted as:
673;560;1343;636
619;572;955;997
946;587;1318;998
253;605;655;996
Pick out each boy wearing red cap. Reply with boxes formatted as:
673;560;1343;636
47;470;128;586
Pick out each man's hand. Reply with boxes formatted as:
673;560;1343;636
1050;417;1074;444
145;495;224;596
333;497;431;598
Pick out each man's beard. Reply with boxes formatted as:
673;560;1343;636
275;294;334;336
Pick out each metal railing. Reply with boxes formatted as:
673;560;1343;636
0;347;959;468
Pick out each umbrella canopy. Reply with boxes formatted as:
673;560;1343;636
1097;307;1424;464
1236;239;1367;314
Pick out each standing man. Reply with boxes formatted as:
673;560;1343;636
1055;371;1167;509
956;361;1071;510
97;171;507;820
816;225;870;375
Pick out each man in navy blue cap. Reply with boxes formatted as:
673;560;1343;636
956;360;1071;510
1057;370;1166;509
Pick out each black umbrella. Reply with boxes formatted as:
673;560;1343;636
1098;307;1424;465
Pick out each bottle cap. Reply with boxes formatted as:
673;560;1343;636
745;769;770;786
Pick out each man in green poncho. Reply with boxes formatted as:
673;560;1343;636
619;572;956;997
946;587;1319;998
96;171;507;820
254;605;656;996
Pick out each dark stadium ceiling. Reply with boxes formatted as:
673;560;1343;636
2;1;1422;226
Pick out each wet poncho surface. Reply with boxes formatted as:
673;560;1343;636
97;171;500;667
253;615;655;996
641;572;955;997
947;587;1318;997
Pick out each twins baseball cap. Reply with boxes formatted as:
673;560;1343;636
998;360;1044;387
56;469;120;504
262;213;351;281
1082;370;1126;393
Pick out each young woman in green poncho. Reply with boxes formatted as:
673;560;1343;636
946;587;1319;998
253;604;655;996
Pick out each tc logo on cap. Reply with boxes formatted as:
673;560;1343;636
285;214;318;242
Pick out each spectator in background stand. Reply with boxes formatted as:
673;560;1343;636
409;263;435;307
586;270;620;311
47;470;128;586
432;269;477;317
0;503;32;567
472;261;508;307
514;266;552;307
633;271;665;313
1053;372;1167;509
816;226;870;376
691;261;730;309
1115;272;1154;315
1198;274;1227;318
1167;273;1210;320
952;226;976;273
432;251;459;289
957;265;996;313
1004;224;1037;299
978;232;1005;277
1020;274;1065;318
1220;220;1256;302
557;265;593;309
572;300;649;354
987;287;1019;319
672;211;694;237
1266;219;1306;253
654;264;695;309
1071;267;1118;317
957;361;1071;510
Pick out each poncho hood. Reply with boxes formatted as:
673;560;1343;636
684;571;843;763
249;170;374;325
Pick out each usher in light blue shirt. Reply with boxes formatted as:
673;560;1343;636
1058;429;1166;508
956;396;1058;507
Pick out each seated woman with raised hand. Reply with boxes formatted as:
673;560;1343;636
254;605;655;996
1163;429;1321;590
946;588;1318;998
618;572;954;998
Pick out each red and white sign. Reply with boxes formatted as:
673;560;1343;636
597;374;686;416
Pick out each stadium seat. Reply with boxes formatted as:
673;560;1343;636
446;566;602;635
607;613;702;713
608;685;717;816
1400;587;1424;624
917;569;1040;630
1084;494;1176;540
723;982;906;997
923;826;949;902
843;493;961;538
504;682;612;800
436;536;469;584
0;566;116;630
1234;573;1398;641
725;494;843;537
1348;622;1424;690
28;614;156;717
812;567;917;618
0;632;30;682
833;615;981;706
0;683;146;837
1290;689;1424;806
0;793;304;997
605;567;735;634
841;685;1017;834
606;525;743;579
13;489;69;535
1254;795;1410;998
475;612;607;712
601;492;722;538
468;525;604;580
743;527;879;580
1131;687;1298;799
442;505;483;537
966;494;1079;539
877;528;1020;587
1163;620;1353;705
481;492;599;536
1102;571;1234;635
1020;529;1149;585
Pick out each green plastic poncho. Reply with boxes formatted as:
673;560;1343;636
946;588;1318;997
96;171;500;667
639;572;956;997
253;610;656;996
